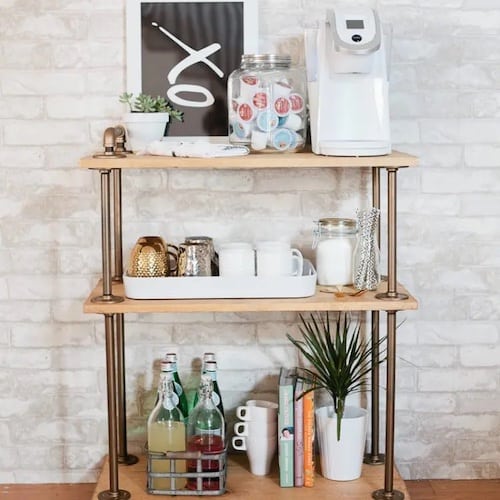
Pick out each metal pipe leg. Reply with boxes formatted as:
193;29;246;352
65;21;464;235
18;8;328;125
115;314;138;465
112;169;123;283
98;315;131;500
92;169;123;305
372;311;403;500
365;311;384;465
111;170;138;465
376;168;407;301
366;167;384;465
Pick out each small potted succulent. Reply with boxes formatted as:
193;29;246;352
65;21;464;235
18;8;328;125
119;92;183;152
287;311;385;481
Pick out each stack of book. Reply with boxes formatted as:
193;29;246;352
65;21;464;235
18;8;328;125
278;367;315;487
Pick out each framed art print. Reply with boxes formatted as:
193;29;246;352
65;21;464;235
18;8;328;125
126;0;258;141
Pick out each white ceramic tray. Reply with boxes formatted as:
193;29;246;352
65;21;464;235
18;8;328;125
123;260;317;299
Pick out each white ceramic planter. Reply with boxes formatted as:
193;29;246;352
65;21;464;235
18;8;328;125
315;405;368;481
122;112;170;152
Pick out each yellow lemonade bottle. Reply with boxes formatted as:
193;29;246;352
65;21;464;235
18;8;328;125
147;368;186;491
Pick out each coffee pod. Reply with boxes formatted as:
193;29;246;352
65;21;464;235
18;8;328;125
273;96;291;117
240;74;260;99
237;102;256;123
282;113;303;131
252;90;270;111
269;128;296;151
256;110;279;132
251;129;268;151
288;92;305;113
272;80;292;97
231;120;252;139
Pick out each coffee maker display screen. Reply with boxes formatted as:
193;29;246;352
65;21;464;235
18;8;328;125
346;19;364;29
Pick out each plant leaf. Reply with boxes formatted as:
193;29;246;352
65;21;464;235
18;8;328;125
287;311;387;440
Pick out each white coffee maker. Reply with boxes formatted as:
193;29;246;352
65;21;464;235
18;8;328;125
306;7;391;156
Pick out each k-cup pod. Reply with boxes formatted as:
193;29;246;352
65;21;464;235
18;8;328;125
256;110;279;132
231;120;252;139
288;92;305;113
251;129;268;151
251;90;270;110
231;96;245;113
237;102;256;122
269;127;296;151
273;96;291;117
294;132;305;149
278;115;287;127
272;80;292;97
282;113;303;131
240;74;260;99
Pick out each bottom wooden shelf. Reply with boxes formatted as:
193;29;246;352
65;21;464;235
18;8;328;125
92;454;411;499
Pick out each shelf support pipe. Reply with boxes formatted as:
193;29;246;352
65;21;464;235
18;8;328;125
376;168;408;302
98;314;131;500
112;169;123;283
111;169;138;466
365;167;384;465
92;169;123;305
372;310;403;500
373;165;408;499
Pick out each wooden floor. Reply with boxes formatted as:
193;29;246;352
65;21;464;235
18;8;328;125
2;478;500;499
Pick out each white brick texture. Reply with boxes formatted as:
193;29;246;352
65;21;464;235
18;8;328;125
0;0;499;485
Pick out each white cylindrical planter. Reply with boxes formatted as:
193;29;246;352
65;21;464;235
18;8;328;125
315;405;368;481
122;112;170;152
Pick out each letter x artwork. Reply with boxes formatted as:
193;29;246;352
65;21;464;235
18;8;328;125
126;0;258;141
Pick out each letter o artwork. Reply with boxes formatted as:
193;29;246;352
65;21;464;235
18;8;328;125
167;84;215;108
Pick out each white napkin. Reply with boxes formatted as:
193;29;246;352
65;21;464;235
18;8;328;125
145;140;249;158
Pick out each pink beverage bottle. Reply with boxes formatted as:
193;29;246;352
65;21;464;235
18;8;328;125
186;374;225;491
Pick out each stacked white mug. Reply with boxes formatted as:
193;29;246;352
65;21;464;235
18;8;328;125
231;400;278;476
218;241;304;278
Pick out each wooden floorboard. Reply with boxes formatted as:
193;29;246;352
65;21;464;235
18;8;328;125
2;478;500;499
406;479;500;500
0;483;95;500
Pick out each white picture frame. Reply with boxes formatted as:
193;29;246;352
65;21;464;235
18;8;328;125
126;0;258;142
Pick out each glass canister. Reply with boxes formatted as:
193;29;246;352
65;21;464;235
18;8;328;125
313;218;358;286
227;54;307;153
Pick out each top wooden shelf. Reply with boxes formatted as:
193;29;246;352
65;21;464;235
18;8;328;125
80;150;418;170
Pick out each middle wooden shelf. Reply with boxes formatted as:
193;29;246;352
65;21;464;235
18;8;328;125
84;281;418;314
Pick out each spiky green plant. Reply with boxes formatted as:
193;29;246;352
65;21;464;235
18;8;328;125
119;92;184;121
287;312;385;441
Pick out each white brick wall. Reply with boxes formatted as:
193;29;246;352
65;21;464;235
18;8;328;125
0;0;499;484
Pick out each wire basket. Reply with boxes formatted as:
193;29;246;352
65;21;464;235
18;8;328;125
147;448;227;496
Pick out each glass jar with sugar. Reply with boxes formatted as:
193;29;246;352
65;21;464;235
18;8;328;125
313;218;358;286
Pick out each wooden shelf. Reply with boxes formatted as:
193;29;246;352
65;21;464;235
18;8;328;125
92;454;411;499
80;150;418;170
84;280;418;314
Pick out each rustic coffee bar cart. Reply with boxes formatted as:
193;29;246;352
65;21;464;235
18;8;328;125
81;150;418;499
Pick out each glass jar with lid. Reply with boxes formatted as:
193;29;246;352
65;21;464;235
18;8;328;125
227;54;307;153
312;218;358;286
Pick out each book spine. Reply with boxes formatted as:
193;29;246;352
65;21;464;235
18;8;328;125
303;388;315;487
294;380;304;487
278;370;295;487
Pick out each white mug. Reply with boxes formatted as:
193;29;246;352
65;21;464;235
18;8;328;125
255;241;303;277
234;419;277;438
231;434;277;476
236;400;278;423
218;242;255;277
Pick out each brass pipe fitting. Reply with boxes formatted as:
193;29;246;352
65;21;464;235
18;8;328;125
93;127;126;159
